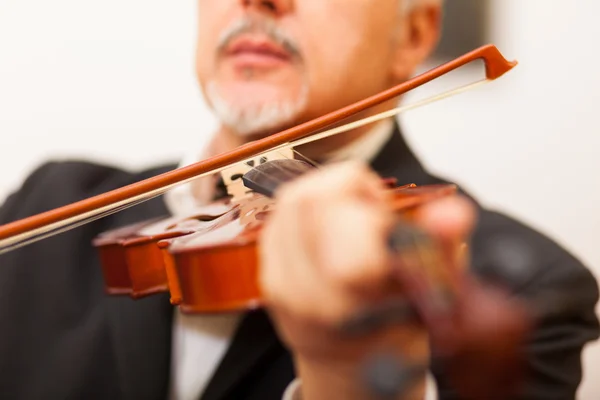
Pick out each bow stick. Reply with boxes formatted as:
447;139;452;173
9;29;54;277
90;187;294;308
0;44;517;254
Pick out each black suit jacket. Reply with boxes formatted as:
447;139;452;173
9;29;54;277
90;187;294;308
0;125;598;400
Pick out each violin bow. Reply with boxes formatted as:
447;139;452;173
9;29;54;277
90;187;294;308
0;44;517;254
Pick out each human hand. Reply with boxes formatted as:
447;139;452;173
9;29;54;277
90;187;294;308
258;161;477;399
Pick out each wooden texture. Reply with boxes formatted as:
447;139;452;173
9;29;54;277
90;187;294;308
154;184;456;314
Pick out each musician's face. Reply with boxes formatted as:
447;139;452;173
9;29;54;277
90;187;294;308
195;0;441;137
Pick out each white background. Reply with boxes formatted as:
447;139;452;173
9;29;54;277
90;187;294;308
1;0;599;397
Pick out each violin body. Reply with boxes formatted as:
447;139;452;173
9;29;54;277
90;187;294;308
163;192;272;313
93;170;457;314
169;182;459;314
92;200;232;299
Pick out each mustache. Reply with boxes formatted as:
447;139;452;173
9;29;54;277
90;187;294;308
217;15;302;59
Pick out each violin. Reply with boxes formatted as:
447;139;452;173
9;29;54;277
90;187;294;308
93;158;457;313
91;158;531;399
0;45;534;399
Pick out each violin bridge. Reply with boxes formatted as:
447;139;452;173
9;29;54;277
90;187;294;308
220;148;295;202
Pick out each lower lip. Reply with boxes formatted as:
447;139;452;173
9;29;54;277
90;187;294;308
226;52;291;69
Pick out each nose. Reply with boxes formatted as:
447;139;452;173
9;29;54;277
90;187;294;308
240;0;293;16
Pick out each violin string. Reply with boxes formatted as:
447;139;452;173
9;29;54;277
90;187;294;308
266;79;488;154
239;149;320;194
0;78;489;253
244;155;296;187
290;149;322;168
226;78;487;194
212;77;487;196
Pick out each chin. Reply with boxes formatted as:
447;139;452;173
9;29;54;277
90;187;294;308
205;79;309;137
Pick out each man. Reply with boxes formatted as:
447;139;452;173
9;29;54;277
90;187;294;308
0;1;597;400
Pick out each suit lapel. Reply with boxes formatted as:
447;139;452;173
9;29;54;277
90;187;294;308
369;122;435;185
200;310;283;400
105;293;174;400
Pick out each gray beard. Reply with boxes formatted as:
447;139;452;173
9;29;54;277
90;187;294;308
204;80;309;137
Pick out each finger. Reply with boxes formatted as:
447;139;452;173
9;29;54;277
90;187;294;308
259;186;338;320
275;160;390;208
416;195;476;269
314;201;395;294
260;161;398;328
266;160;395;293
261;199;393;330
259;201;314;309
413;195;477;242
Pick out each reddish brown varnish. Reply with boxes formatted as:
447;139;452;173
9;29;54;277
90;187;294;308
93;228;190;298
93;218;162;295
147;183;457;314
93;179;416;309
92;200;233;299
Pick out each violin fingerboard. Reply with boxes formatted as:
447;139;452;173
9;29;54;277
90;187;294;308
242;159;316;198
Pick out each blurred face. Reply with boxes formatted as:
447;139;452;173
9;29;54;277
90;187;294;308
195;0;440;138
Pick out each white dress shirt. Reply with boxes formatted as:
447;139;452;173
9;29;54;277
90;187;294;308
164;119;437;400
